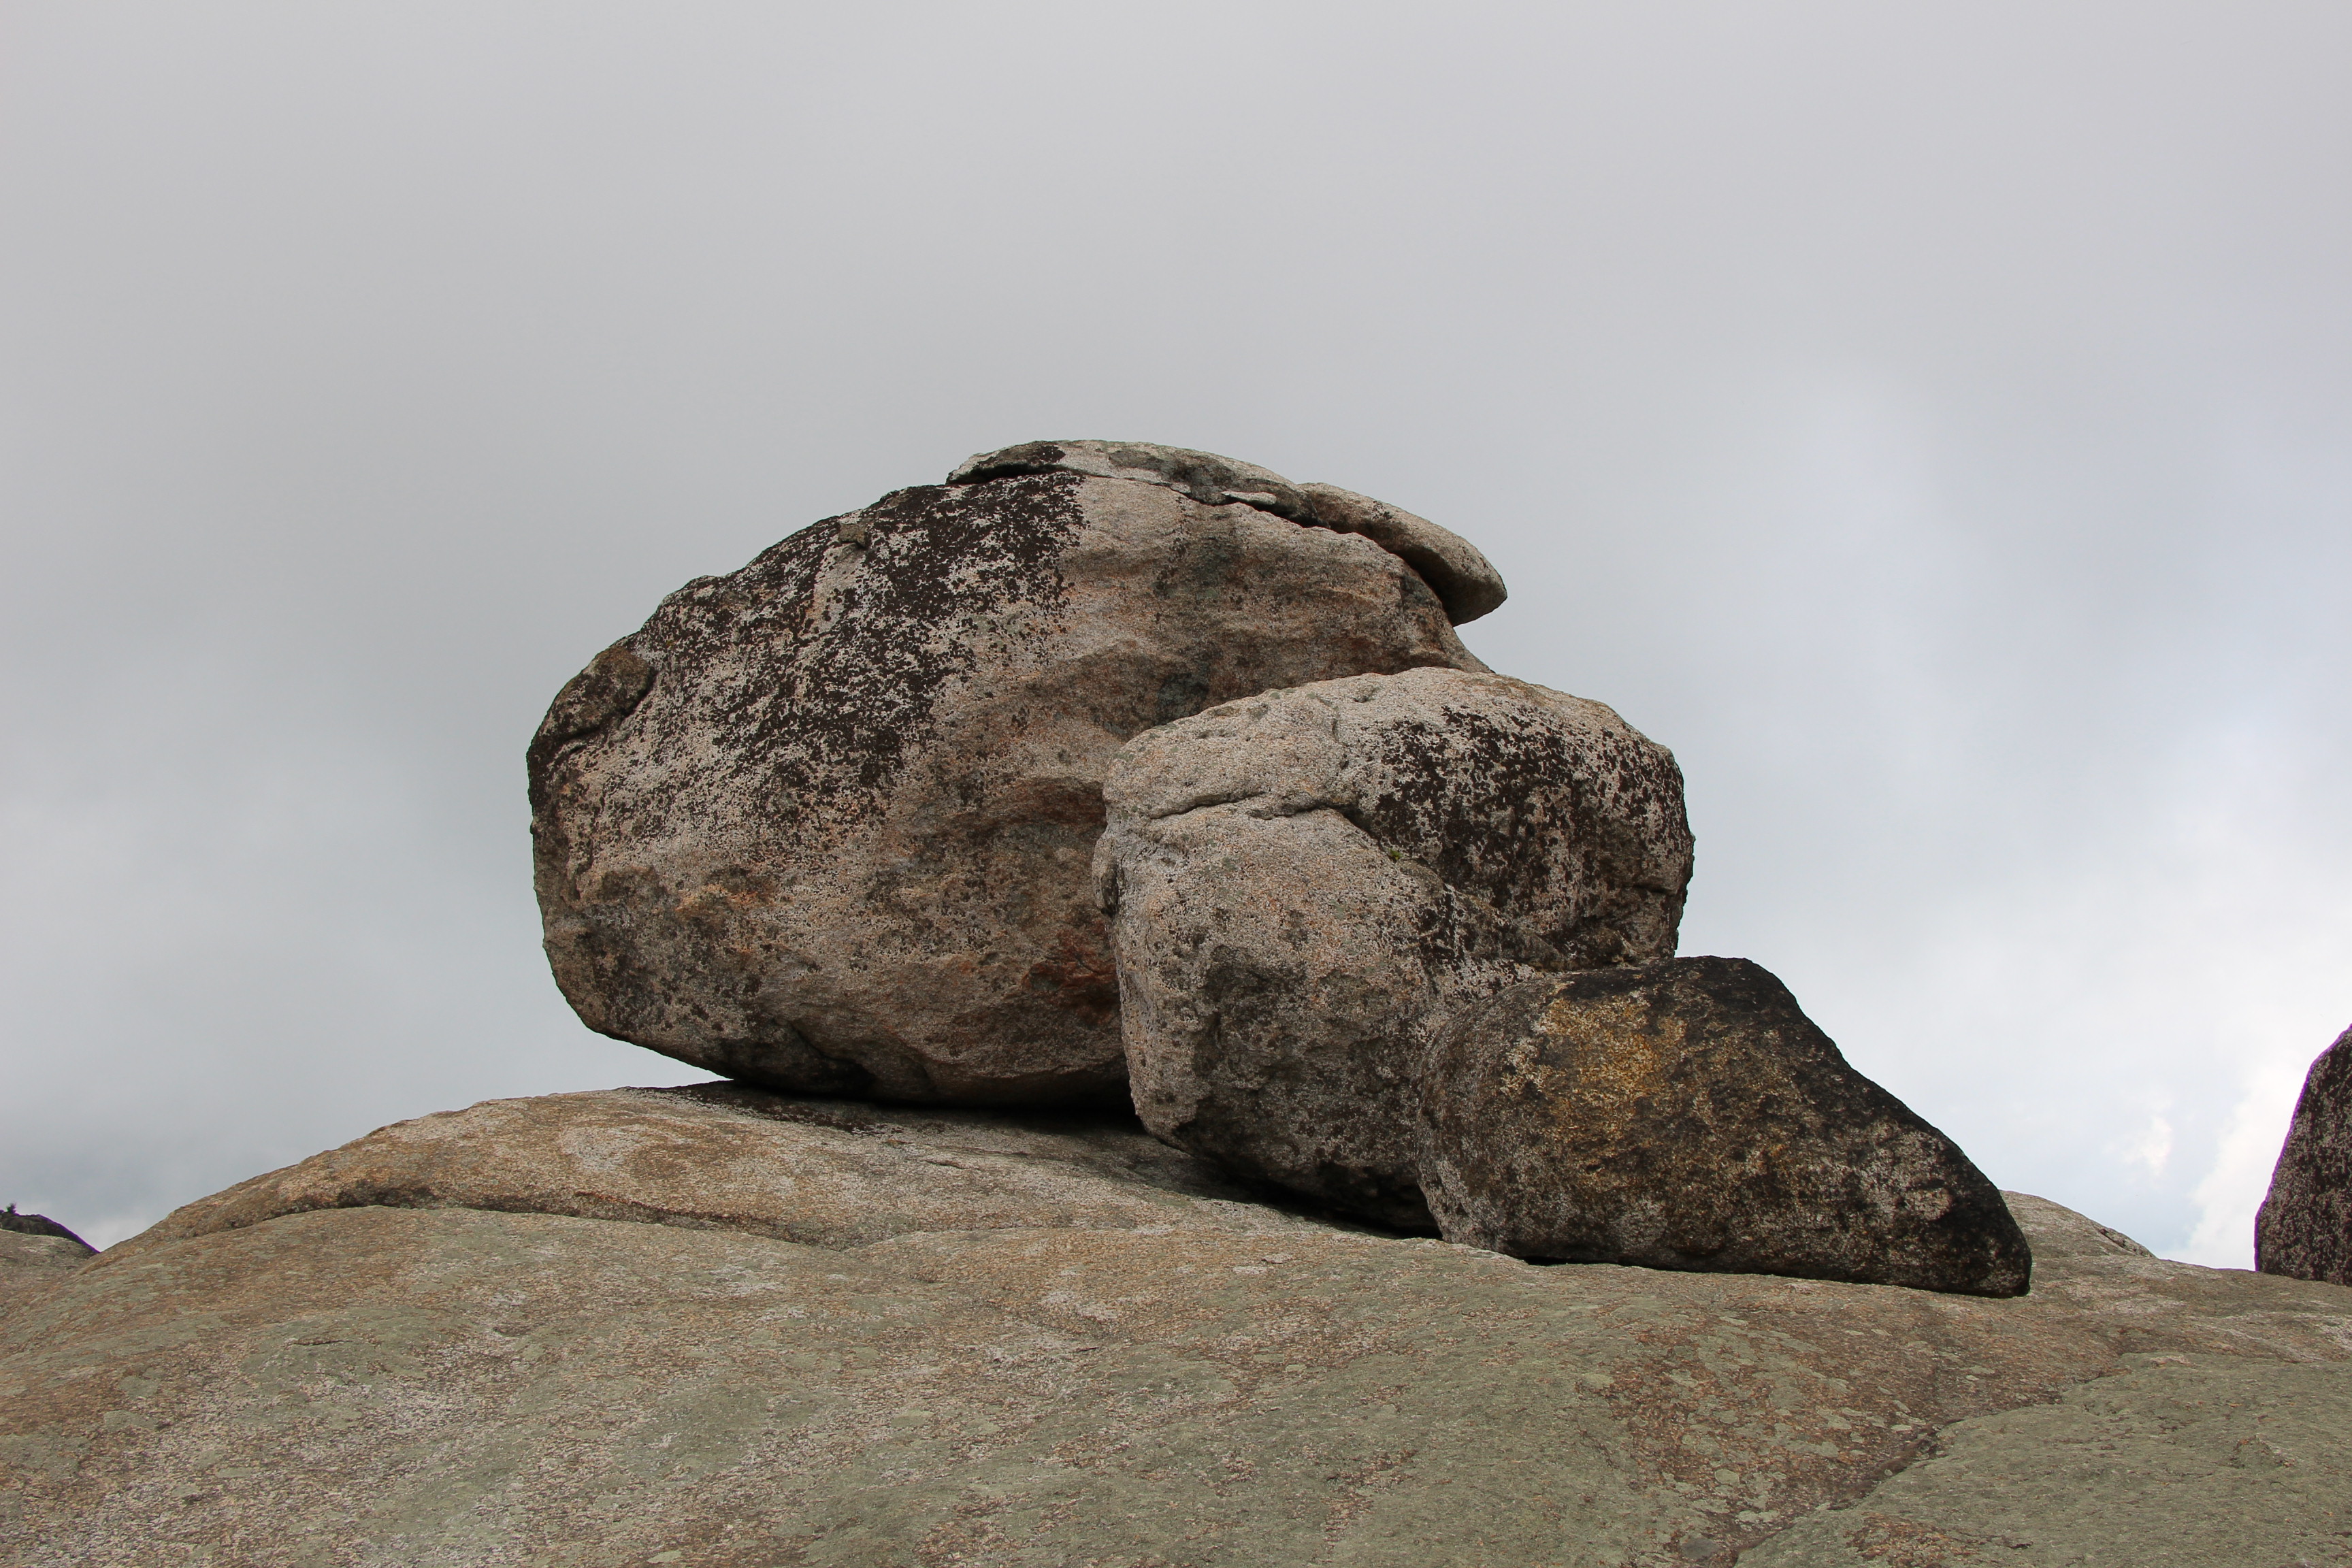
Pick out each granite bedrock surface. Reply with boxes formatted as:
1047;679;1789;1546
3;1085;2347;1568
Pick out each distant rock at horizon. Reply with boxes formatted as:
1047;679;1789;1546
2257;1021;2352;1285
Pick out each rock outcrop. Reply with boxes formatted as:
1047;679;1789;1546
531;460;1484;1107
3;1092;2346;1567
1419;959;2032;1296
1096;666;1693;1227
2256;1022;2352;1285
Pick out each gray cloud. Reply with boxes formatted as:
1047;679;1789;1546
3;2;2345;1258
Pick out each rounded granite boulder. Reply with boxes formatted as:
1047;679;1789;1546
1096;664;1693;1226
529;458;1484;1105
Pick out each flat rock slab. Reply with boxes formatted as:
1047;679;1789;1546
1420;958;2031;1297
114;1086;1330;1258
4;1100;2348;1568
2257;1021;2352;1285
1097;666;1692;1226
531;470;1480;1105
948;442;1507;623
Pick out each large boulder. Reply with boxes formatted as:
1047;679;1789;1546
1096;665;1693;1226
2257;1022;2352;1285
530;455;1484;1105
4;1091;2348;1567
1418;958;2034;1296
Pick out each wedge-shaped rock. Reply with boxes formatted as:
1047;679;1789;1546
118;1085;1326;1258
949;441;1507;624
1096;666;1693;1226
1418;957;2033;1296
532;468;1482;1105
2257;1022;2352;1285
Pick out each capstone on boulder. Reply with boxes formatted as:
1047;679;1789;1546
948;441;1507;623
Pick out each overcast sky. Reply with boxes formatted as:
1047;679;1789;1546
3;3;2345;1262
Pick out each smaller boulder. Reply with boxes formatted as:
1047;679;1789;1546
2256;1023;2352;1286
1098;666;1693;1228
1416;958;2032;1296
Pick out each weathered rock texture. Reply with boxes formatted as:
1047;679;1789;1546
2256;1021;2352;1286
1097;666;1693;1227
531;465;1483;1106
5;1094;2347;1567
1420;958;2032;1297
948;441;1507;624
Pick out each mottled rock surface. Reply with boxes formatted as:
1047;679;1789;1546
947;442;1507;625
1097;665;1692;1226
2257;1022;2352;1286
4;1096;2347;1567
1420;958;2031;1296
531;469;1481;1106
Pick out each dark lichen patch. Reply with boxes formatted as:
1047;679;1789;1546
1348;698;1692;968
539;474;1086;855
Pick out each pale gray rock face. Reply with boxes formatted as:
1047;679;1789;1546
2256;1022;2352;1284
948;441;1507;625
6;1088;2347;1567
1418;957;2034;1297
530;471;1481;1105
1096;666;1693;1226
